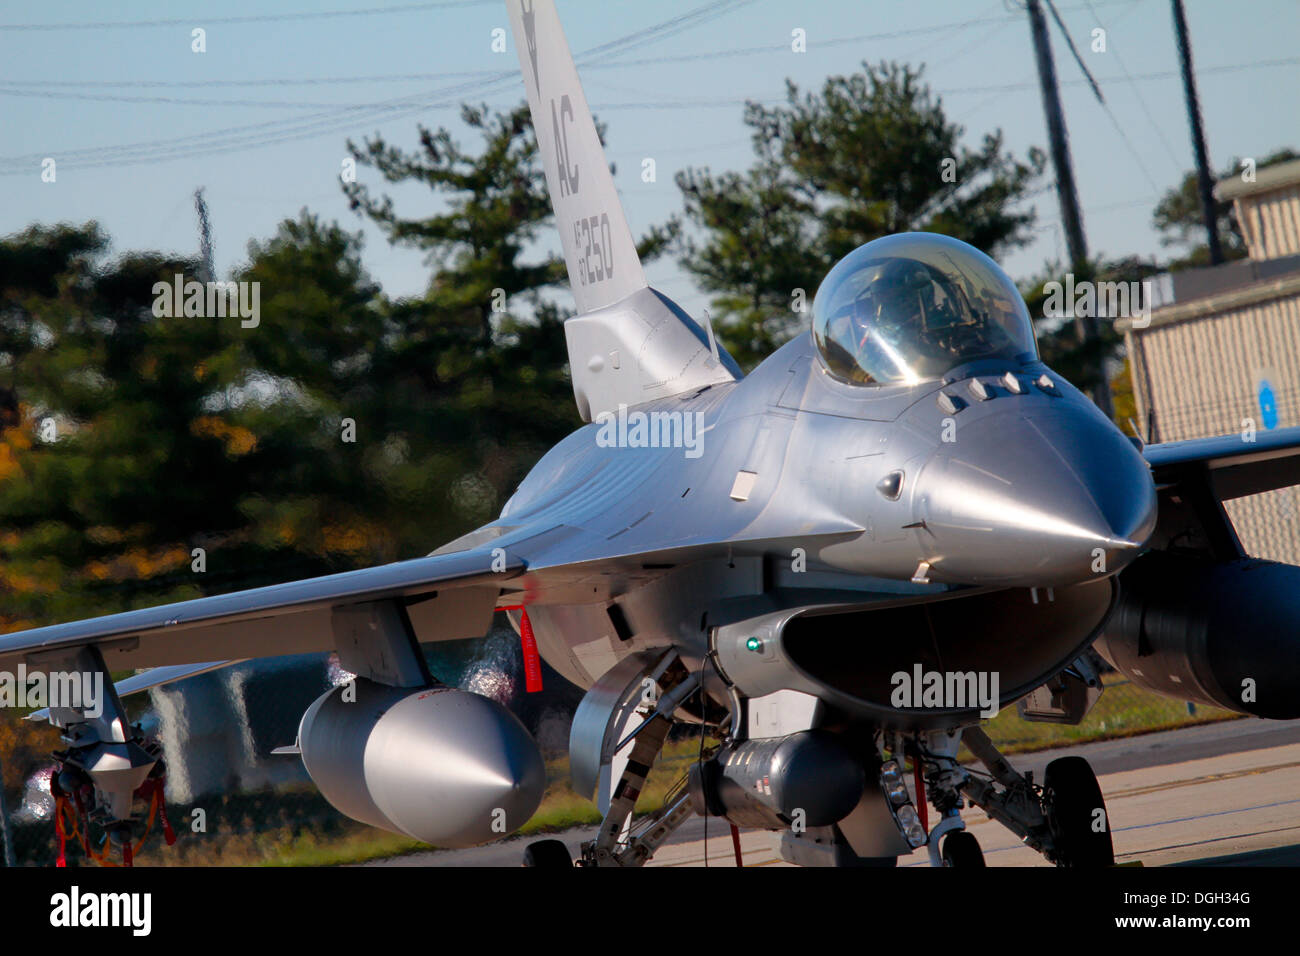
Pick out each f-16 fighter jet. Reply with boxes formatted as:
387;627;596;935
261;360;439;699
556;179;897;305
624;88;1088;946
5;0;1299;867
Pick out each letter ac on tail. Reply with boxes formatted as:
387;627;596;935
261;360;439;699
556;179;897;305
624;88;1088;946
505;0;739;422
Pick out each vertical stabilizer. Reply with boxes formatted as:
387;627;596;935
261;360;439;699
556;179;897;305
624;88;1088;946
506;0;647;314
505;1;740;421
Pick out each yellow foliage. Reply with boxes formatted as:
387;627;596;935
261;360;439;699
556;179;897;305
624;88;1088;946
0;568;54;594
321;524;371;554
0;444;18;482
3;424;32;452
0;425;32;481
85;546;190;583
0;715;59;793
190;416;257;457
85;526;126;545
1111;359;1139;437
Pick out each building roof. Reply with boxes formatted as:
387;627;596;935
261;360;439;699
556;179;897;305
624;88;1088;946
1215;158;1300;202
1119;270;1300;333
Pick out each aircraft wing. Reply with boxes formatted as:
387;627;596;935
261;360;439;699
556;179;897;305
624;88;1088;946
0;546;525;675
1142;424;1300;559
1144;424;1300;501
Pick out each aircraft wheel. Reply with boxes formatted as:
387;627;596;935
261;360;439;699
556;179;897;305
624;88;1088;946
1043;756;1114;867
522;839;573;867
940;830;985;867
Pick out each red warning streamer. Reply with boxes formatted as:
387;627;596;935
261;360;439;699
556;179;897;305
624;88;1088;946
500;605;543;693
730;823;744;867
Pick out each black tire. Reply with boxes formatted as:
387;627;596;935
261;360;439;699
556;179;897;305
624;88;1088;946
522;839;573;868
1043;756;1114;867
940;830;985;868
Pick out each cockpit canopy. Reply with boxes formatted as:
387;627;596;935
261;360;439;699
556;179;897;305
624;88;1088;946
811;233;1038;386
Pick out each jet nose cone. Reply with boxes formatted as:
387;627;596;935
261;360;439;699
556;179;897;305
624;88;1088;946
916;405;1156;586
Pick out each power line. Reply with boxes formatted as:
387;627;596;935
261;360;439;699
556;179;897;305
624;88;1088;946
1044;0;1106;103
1081;0;1184;170
940;55;1300;95
1045;0;1161;193
0;87;380;110
0;1;497;31
2;9;1290;175
2;0;1144;33
961;0;1145;118
2;40;1291;118
899;9;1014;68
0;1;1140;87
0;72;517;166
0;0;753;173
3;50;1291;173
0;72;496;89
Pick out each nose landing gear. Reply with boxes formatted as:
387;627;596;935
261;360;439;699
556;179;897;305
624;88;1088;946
940;829;986;867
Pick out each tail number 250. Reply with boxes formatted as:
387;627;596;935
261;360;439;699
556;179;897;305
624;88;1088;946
574;213;614;286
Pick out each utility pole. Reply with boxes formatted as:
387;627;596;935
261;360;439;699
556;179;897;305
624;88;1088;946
1171;0;1224;265
194;187;215;281
1028;0;1088;274
1025;0;1113;418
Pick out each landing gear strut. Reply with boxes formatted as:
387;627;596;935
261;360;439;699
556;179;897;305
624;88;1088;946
34;645;176;866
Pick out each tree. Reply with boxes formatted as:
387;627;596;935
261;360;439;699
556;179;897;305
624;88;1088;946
676;62;1046;368
1019;255;1164;410
0;223;111;429
0;230;259;629
676;162;817;368
344;104;567;351
341;102;673;522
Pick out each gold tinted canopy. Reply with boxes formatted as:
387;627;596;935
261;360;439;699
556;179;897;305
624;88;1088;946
812;233;1038;385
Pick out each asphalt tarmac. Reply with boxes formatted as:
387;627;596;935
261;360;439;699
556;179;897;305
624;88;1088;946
369;717;1300;867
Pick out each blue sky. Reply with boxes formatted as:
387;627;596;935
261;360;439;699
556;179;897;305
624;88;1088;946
2;0;1297;319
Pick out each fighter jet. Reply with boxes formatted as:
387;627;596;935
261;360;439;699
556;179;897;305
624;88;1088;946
5;0;1300;868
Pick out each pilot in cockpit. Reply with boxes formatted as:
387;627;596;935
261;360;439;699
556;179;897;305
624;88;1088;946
830;257;1015;382
813;233;1038;386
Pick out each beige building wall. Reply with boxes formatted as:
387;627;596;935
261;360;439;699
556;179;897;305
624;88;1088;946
1239;183;1300;261
1128;279;1300;564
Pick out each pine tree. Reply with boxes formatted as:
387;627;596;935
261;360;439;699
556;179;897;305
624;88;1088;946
676;62;1045;369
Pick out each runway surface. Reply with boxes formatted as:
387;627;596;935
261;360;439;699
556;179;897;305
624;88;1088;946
370;717;1300;867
